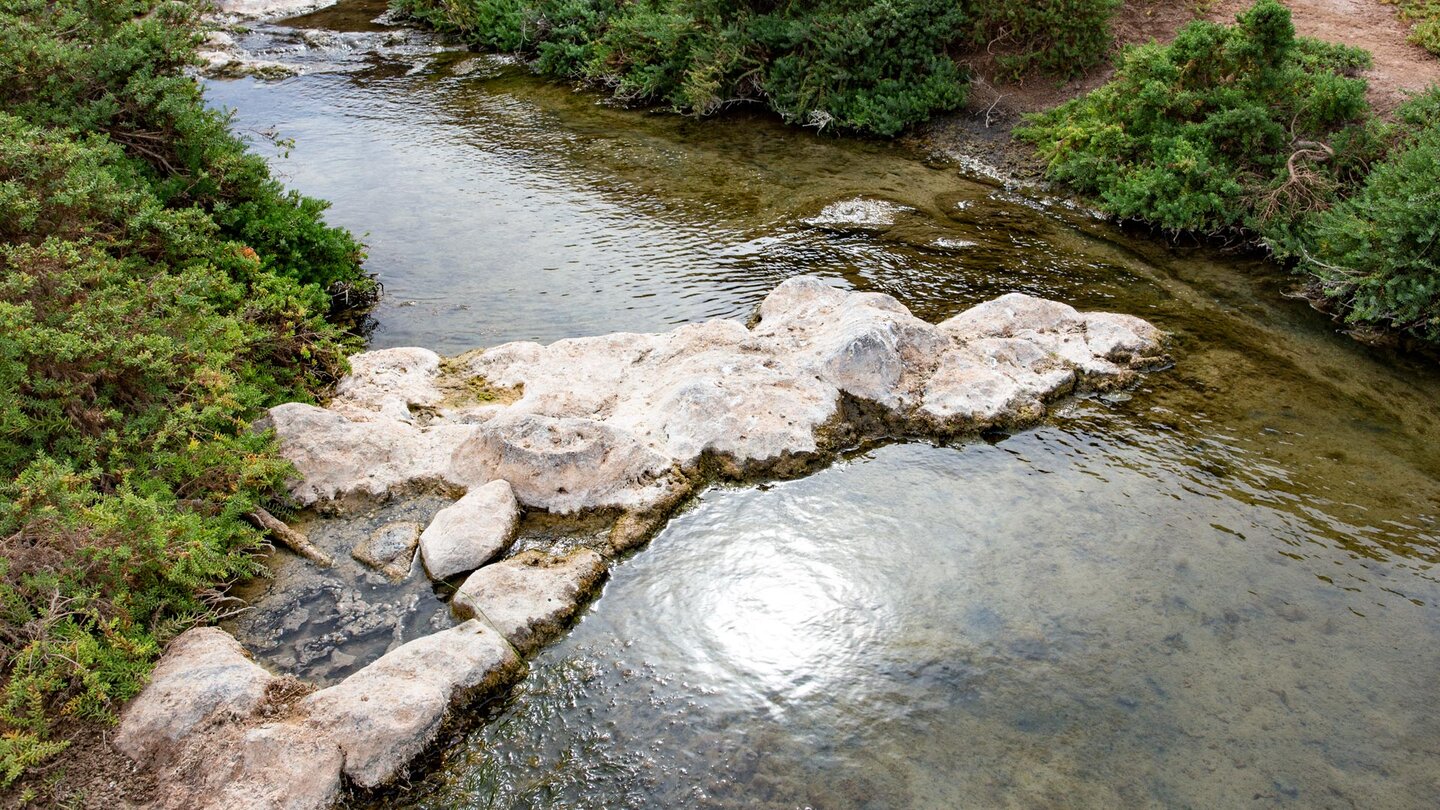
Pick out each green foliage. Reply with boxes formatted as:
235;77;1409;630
1296;90;1440;340
1384;0;1440;54
1019;0;1440;345
973;0;1123;79
1017;0;1371;233
394;0;1123;135
0;0;371;786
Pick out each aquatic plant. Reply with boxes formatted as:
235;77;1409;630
0;0;372;788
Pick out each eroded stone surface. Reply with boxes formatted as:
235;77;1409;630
352;520;422;580
216;0;337;19
300;619;524;788
156;721;345;810
419;480;520;580
115;627;276;769
269;277;1166;515
452;549;608;654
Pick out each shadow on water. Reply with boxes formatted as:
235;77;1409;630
208;3;1440;807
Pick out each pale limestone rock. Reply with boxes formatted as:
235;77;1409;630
331;347;444;421
419;480;519;580
352;521;422;580
452;549;607;654
300;619;523;788
115;627;275;769
216;0;337;19
451;413;681;514
158;722;345;810
265;402;475;506
268;277;1166;514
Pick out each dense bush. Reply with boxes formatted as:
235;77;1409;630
0;0;371;787
1017;0;1373;233
1019;0;1440;345
1296;90;1440;340
394;0;1123;135
1385;0;1440;54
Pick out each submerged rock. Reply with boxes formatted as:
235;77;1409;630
803;197;915;231
419;480;520;580
351;520;422;580
452;549;609;654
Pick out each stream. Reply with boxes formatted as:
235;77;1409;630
208;3;1440;807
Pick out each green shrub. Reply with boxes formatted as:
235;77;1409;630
0;0;372;787
1296;89;1440;340
395;0;1123;135
973;0;1122;79
1017;0;1371;233
1383;0;1440;55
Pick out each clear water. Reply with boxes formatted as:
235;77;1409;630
208;3;1440;807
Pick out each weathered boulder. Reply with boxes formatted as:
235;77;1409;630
419;480;520;580
300;619;523;788
331;347;444;422
268;277;1166;513
215;0;337;19
451;413;681;514
265;402;475;506
115;627;276;769
452;549;608;654
351;521;422;580
157;721;345;810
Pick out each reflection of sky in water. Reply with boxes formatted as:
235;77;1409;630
379;418;1440;810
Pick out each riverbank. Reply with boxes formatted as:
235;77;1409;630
0;1;373;803
914;0;1440;176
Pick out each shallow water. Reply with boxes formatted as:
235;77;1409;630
210;3;1440;807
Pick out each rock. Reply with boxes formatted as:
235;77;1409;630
331;347;443;421
352;521;422;580
300;619;523;788
452;549;608;654
268;277;1166;513
265;402;475;506
158;722;345;810
803;197;914;231
115;628;275;769
419;480;520;580
216;0;338;19
451;412;681;514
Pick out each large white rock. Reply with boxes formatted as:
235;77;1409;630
215;0;337;19
268;277;1166;513
156;721;345;810
419;480;520;580
300;619;523;788
115;627;276;769
452;549;608;654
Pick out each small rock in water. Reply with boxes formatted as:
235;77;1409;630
803;197;914;231
352;521;422;580
452;549;608;654
419;480;520;580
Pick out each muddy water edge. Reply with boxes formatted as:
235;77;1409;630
206;2;1440;808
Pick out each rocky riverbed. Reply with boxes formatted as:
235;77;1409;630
114;277;1165;809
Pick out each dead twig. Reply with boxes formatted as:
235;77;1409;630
246;508;333;567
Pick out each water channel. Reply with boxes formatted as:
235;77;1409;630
208;3;1440;806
